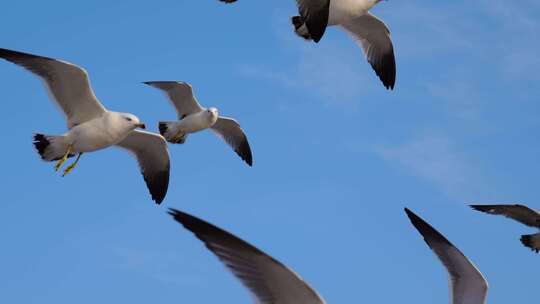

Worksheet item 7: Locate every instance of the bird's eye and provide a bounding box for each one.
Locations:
[125,117,132,122]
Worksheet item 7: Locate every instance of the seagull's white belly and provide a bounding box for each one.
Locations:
[329,0,371,25]
[178,112,217,134]
[68,116,131,153]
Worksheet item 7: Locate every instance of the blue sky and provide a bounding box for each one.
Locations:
[0,0,539,303]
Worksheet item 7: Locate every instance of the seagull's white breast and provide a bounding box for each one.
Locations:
[67,112,133,153]
[329,0,372,25]
[177,110,218,134]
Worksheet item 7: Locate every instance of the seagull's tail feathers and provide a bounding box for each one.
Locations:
[33,134,73,161]
[291,16,312,41]
[158,122,188,144]
[520,232,540,253]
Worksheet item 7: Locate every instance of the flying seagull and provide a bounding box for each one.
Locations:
[218,0,396,90]
[405,208,488,304]
[0,48,170,204]
[168,208,325,303]
[144,81,253,166]
[470,204,540,253]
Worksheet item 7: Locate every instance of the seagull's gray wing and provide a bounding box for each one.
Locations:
[143,81,204,119]
[0,48,107,128]
[405,208,488,304]
[116,130,170,205]
[211,117,253,166]
[341,13,396,90]
[470,204,540,228]
[168,209,325,304]
[296,0,330,43]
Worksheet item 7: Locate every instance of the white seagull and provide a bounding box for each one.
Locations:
[405,208,488,304]
[219,0,396,90]
[144,81,253,166]
[470,204,540,253]
[168,208,325,303]
[0,48,170,204]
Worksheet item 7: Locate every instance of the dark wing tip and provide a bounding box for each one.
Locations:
[219,0,238,2]
[167,208,235,245]
[237,139,253,167]
[404,208,452,247]
[373,50,396,90]
[167,208,219,238]
[0,47,54,62]
[469,204,494,213]
[144,169,170,205]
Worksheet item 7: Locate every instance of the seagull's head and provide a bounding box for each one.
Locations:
[120,113,146,130]
[206,107,219,117]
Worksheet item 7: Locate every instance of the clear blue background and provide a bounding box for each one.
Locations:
[1,0,539,303]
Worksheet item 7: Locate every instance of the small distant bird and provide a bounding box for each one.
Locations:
[405,208,488,304]
[144,81,253,166]
[168,208,325,303]
[219,0,396,90]
[0,48,170,204]
[470,204,540,253]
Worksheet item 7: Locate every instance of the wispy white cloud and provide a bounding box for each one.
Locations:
[376,135,484,197]
[238,44,372,108]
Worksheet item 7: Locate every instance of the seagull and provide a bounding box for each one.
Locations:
[144,81,253,166]
[0,48,170,204]
[168,208,325,303]
[219,0,396,90]
[470,204,540,253]
[405,208,488,304]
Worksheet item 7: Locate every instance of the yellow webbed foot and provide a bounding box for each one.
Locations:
[62,153,82,177]
[55,144,73,171]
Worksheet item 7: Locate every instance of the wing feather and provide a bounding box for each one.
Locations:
[168,209,325,304]
[0,48,106,128]
[405,208,488,304]
[341,13,396,90]
[470,204,540,228]
[144,81,204,119]
[116,130,170,204]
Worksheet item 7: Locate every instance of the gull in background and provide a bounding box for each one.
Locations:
[470,204,540,253]
[219,0,396,90]
[168,208,325,304]
[0,48,170,204]
[144,81,253,166]
[405,208,488,304]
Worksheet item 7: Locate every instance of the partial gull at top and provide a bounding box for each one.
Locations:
[219,0,396,90]
[168,209,325,304]
[405,208,488,304]
[144,81,253,166]
[470,204,540,253]
[0,48,170,204]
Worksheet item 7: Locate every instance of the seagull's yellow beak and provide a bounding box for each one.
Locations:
[136,123,146,129]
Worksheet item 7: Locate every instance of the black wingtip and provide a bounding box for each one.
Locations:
[167,208,222,239]
[145,169,169,205]
[0,48,55,62]
[404,208,452,247]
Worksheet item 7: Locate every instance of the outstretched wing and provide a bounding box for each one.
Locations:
[341,13,396,90]
[116,130,170,204]
[211,117,253,166]
[470,204,540,228]
[405,208,488,304]
[144,81,204,119]
[0,48,106,128]
[168,209,325,304]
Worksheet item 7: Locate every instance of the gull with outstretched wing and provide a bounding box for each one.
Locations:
[0,48,170,204]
